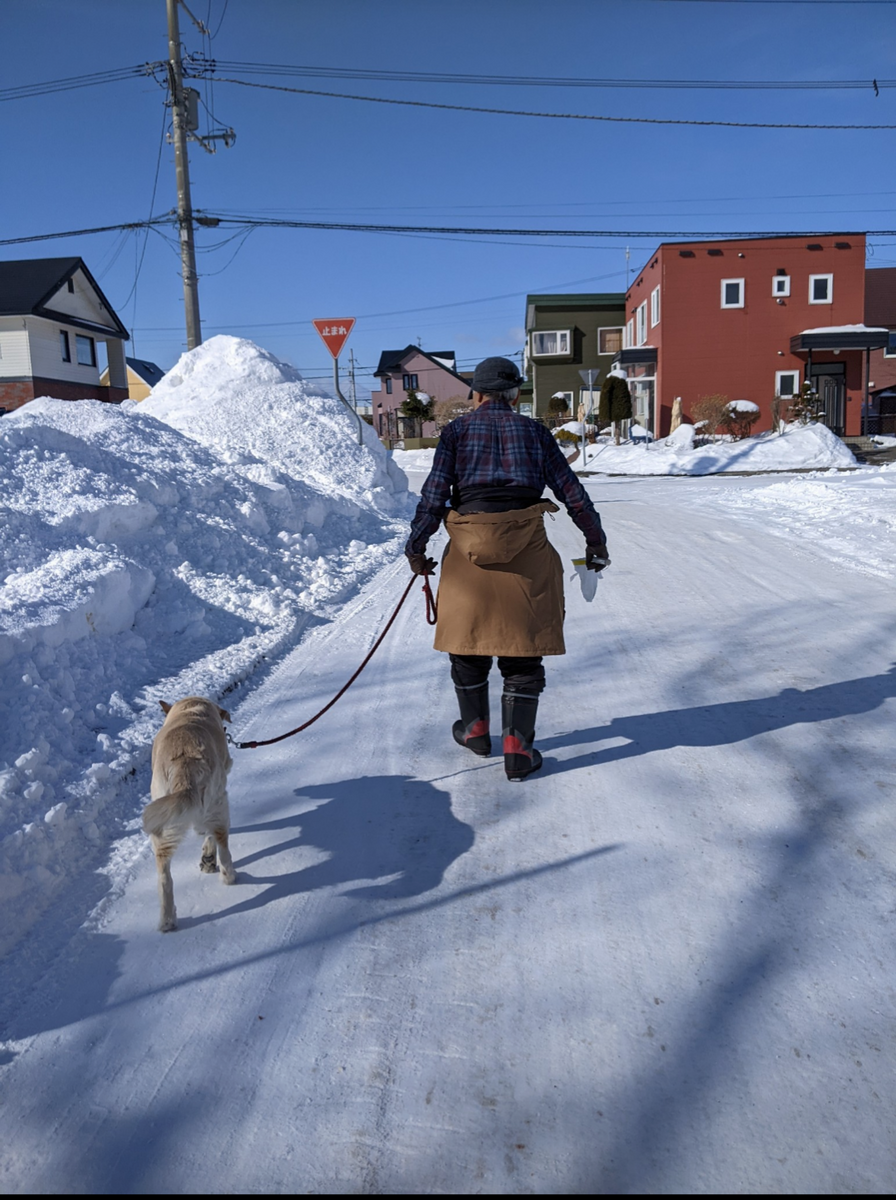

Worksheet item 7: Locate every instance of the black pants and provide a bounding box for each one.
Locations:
[449,654,545,698]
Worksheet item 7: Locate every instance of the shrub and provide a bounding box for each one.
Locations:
[554,428,580,444]
[786,381,824,425]
[548,394,570,417]
[722,399,761,440]
[432,393,472,430]
[691,393,731,440]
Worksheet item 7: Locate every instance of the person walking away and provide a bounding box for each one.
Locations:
[405,357,609,780]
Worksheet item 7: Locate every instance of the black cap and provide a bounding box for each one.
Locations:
[471,356,523,394]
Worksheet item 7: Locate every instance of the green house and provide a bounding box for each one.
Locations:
[525,292,627,421]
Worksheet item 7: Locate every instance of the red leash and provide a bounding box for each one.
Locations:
[231,572,437,749]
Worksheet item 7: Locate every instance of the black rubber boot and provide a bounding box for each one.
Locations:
[502,693,543,781]
[452,682,491,756]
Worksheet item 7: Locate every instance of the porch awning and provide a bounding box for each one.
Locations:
[790,325,889,353]
[613,346,658,367]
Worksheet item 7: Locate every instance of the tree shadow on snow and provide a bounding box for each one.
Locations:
[184,773,475,926]
[542,665,896,773]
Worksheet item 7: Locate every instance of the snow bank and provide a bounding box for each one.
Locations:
[0,337,411,955]
[683,466,896,582]
[582,422,857,475]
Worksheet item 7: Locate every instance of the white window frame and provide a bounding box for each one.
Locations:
[772,274,791,297]
[775,369,800,398]
[598,326,623,356]
[809,273,833,304]
[625,317,634,349]
[530,329,571,357]
[650,285,660,328]
[636,301,647,346]
[721,278,745,309]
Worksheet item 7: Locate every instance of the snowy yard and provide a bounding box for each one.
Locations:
[2,342,895,1193]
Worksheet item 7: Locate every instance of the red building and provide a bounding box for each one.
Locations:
[617,234,894,438]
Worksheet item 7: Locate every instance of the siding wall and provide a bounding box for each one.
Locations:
[26,316,101,384]
[42,267,113,328]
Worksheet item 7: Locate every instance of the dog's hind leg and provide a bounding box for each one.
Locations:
[199,835,218,873]
[214,827,237,885]
[151,833,181,932]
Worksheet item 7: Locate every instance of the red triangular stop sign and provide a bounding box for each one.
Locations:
[312,318,355,359]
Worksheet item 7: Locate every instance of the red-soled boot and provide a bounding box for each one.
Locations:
[452,681,491,756]
[502,693,543,781]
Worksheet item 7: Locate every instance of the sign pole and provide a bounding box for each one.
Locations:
[312,318,362,445]
[333,354,363,445]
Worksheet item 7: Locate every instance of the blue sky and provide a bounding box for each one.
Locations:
[3,0,896,392]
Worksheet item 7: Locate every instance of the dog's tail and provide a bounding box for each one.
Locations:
[142,790,193,836]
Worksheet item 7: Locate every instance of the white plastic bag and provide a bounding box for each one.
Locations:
[570,558,600,603]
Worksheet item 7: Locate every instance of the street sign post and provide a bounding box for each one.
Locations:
[578,368,600,469]
[312,318,363,444]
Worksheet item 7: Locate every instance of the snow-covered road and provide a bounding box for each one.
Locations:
[2,468,895,1194]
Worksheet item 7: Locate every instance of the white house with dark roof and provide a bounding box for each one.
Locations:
[0,257,129,413]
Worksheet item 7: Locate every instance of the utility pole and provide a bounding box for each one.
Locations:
[166,0,202,349]
[348,349,358,411]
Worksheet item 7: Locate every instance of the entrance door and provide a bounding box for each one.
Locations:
[809,361,845,436]
[816,374,845,435]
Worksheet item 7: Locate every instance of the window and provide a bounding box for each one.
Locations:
[650,285,660,328]
[60,330,71,362]
[75,334,96,367]
[775,369,800,397]
[402,373,418,390]
[531,329,571,356]
[885,332,896,359]
[721,278,745,308]
[625,318,634,349]
[67,278,75,293]
[636,302,647,346]
[772,274,791,297]
[385,377,392,394]
[809,274,833,304]
[598,326,623,355]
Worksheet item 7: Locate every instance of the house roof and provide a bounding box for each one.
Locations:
[126,357,166,386]
[525,292,626,329]
[0,256,129,338]
[374,346,467,383]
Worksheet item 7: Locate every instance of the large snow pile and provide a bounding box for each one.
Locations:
[0,337,411,956]
[581,421,857,475]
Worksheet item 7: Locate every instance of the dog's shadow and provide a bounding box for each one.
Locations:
[183,773,475,926]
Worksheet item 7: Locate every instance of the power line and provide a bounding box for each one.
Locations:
[203,59,896,92]
[213,76,896,130]
[0,64,155,103]
[6,214,896,250]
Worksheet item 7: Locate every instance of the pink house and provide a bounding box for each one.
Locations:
[371,346,471,440]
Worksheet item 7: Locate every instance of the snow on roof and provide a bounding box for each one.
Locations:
[799,324,889,335]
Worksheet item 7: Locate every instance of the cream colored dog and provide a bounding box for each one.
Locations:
[143,697,236,932]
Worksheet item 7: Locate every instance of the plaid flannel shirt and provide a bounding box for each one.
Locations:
[406,399,605,554]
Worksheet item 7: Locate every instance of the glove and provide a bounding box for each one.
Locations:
[406,550,437,576]
[585,542,610,572]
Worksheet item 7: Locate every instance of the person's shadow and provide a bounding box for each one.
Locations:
[186,773,475,925]
[542,665,896,772]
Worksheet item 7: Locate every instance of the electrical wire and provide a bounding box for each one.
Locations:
[0,64,156,103]
[6,215,896,250]
[212,76,896,130]
[202,59,896,92]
